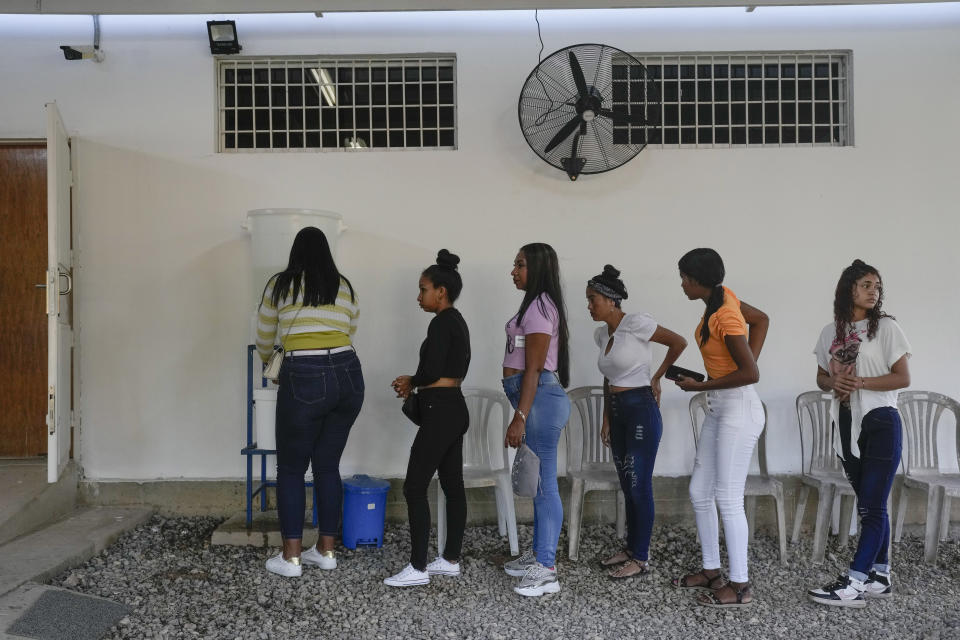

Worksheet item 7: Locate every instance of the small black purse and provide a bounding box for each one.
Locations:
[401,392,422,426]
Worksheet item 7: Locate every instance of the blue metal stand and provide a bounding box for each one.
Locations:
[242,345,318,529]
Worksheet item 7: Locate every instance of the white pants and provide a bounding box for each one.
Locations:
[689,385,765,583]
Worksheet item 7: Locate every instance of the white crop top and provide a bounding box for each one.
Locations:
[595,312,658,387]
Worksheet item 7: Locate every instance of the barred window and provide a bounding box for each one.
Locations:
[614,51,852,148]
[217,55,457,152]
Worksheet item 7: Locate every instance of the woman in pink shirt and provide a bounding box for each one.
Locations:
[501,243,571,597]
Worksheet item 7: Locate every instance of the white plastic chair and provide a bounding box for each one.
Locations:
[436,388,519,556]
[793,390,859,563]
[565,386,625,562]
[688,392,788,564]
[894,390,960,564]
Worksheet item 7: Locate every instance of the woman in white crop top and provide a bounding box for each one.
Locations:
[586,265,687,578]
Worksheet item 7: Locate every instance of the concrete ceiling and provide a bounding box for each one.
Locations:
[0,0,950,13]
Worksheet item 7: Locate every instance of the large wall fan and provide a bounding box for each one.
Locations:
[518,43,659,181]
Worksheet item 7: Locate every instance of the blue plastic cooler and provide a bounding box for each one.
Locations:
[342,474,390,549]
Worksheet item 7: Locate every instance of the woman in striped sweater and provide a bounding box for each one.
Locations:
[256,226,364,578]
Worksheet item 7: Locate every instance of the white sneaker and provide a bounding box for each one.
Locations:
[302,546,337,570]
[863,570,893,599]
[514,562,560,597]
[503,549,536,577]
[807,574,866,608]
[384,564,430,587]
[425,557,461,577]
[265,553,302,578]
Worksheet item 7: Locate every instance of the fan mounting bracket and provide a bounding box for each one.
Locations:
[561,156,587,181]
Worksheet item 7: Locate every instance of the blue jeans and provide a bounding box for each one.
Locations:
[608,387,662,562]
[503,371,570,568]
[275,351,364,540]
[838,405,902,579]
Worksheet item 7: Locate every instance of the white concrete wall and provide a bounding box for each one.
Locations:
[1,6,958,480]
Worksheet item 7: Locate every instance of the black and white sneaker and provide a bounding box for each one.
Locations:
[807,575,867,608]
[863,570,892,599]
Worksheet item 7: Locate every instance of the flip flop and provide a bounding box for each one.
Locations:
[608,558,649,580]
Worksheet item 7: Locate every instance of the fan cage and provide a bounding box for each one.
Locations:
[518,44,660,175]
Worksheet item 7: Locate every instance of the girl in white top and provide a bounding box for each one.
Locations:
[808,259,911,608]
[587,265,687,578]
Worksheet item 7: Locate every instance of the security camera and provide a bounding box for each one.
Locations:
[60,45,104,62]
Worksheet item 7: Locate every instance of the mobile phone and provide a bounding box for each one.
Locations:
[665,365,706,382]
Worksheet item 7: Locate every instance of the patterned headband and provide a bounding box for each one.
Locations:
[587,279,624,301]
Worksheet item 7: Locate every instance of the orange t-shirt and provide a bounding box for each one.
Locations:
[695,286,747,379]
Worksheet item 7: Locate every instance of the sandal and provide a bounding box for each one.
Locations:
[697,582,753,608]
[671,570,725,590]
[600,550,631,567]
[608,558,648,579]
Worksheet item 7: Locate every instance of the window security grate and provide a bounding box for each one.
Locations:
[217,55,457,152]
[614,51,852,148]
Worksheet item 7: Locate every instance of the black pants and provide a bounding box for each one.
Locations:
[403,387,469,571]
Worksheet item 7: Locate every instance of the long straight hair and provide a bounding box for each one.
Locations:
[515,242,570,387]
[678,248,726,347]
[833,259,891,343]
[269,226,354,308]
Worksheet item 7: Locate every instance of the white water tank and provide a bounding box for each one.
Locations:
[252,388,277,450]
[244,209,344,310]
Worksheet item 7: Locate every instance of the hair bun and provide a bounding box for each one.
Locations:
[602,264,621,279]
[851,259,867,268]
[436,249,460,269]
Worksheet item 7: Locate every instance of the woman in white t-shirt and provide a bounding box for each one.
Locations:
[807,259,911,608]
[586,265,688,578]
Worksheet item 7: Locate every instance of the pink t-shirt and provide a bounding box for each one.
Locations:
[503,293,560,371]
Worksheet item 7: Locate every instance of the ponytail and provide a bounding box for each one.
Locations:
[700,285,725,346]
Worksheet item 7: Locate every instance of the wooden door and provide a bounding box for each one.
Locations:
[0,144,47,457]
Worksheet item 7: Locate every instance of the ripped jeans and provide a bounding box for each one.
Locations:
[838,404,903,580]
[608,387,662,561]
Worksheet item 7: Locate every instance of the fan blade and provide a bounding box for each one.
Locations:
[599,108,649,126]
[543,114,582,154]
[569,51,589,100]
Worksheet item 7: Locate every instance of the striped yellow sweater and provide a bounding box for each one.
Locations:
[256,276,359,362]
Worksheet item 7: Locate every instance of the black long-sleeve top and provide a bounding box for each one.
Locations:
[411,307,471,387]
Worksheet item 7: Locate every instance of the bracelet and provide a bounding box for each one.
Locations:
[860,377,866,390]
[515,409,527,423]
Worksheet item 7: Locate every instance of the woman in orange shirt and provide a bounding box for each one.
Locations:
[670,248,769,608]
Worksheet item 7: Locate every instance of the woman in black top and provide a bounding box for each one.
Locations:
[385,250,471,587]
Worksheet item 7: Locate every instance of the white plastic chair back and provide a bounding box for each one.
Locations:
[689,392,769,475]
[565,386,614,474]
[898,390,960,476]
[795,391,844,476]
[689,392,708,449]
[461,388,511,472]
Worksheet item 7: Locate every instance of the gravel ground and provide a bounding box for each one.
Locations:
[51,516,960,640]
